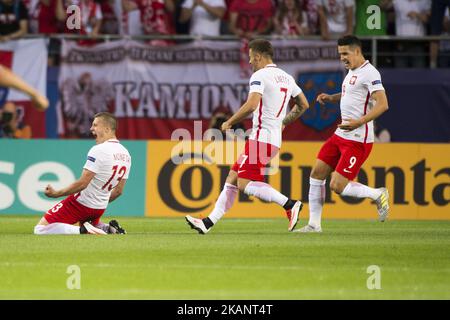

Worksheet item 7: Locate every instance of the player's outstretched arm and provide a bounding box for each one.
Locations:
[0,66,49,111]
[282,92,310,127]
[221,92,261,131]
[45,169,96,198]
[109,179,127,203]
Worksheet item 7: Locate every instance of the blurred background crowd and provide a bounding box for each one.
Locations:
[0,0,449,68]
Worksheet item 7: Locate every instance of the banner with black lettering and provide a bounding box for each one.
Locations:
[58,39,343,139]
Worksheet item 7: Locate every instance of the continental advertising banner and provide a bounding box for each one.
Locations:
[146,140,450,220]
[0,140,146,216]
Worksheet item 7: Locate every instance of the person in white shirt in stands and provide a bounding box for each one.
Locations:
[185,39,310,234]
[390,0,431,67]
[179,0,226,36]
[316,0,354,40]
[297,35,390,233]
[34,112,131,235]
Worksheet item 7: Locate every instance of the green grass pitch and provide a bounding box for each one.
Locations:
[0,216,449,299]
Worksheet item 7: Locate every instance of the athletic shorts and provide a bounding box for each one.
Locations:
[44,194,105,226]
[231,139,279,182]
[317,134,373,180]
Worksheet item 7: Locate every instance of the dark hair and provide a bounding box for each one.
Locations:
[94,112,117,131]
[248,39,274,59]
[337,35,362,48]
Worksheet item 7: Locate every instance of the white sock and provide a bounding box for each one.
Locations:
[308,178,326,228]
[244,181,288,206]
[341,182,382,200]
[34,223,80,235]
[208,183,238,224]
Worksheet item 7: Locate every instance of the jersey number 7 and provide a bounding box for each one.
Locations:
[102,165,127,191]
[276,87,288,118]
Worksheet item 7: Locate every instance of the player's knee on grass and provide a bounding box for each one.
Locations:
[34,225,45,235]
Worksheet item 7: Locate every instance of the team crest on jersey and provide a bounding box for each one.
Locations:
[298,72,342,131]
[349,75,358,85]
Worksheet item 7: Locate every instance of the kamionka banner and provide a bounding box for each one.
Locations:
[0,39,48,137]
[58,39,343,140]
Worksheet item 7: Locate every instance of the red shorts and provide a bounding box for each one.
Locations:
[44,194,105,226]
[231,139,279,182]
[317,134,373,180]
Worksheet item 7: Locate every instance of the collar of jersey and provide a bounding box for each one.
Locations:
[265,64,277,68]
[106,139,120,143]
[353,60,369,71]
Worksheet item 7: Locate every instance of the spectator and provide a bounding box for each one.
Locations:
[316,0,354,40]
[99,0,120,35]
[0,102,32,138]
[391,0,431,68]
[28,0,66,65]
[228,0,274,78]
[228,0,274,38]
[0,0,29,41]
[429,0,450,68]
[439,8,450,67]
[179,0,225,37]
[302,0,320,35]
[273,0,309,36]
[122,0,176,46]
[28,0,66,34]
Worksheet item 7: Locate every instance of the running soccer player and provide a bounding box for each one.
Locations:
[34,112,131,235]
[297,35,390,233]
[186,38,310,234]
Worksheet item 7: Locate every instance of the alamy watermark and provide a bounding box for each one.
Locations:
[366,265,381,290]
[66,265,81,290]
[366,5,382,30]
[169,121,281,176]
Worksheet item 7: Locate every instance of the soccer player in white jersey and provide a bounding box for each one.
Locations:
[297,35,390,233]
[34,112,132,235]
[186,39,310,234]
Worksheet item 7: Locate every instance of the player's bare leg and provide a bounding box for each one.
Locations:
[238,177,303,232]
[296,159,333,233]
[186,170,239,234]
[34,217,106,235]
[332,172,389,222]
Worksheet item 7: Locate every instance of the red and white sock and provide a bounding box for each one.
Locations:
[34,223,80,235]
[208,183,238,224]
[243,181,288,206]
[341,182,382,200]
[308,178,326,228]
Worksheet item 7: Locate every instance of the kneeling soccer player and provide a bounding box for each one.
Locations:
[34,112,131,235]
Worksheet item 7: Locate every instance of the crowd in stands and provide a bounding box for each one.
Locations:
[0,0,448,67]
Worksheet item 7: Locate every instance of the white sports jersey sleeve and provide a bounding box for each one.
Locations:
[364,69,384,95]
[291,79,302,98]
[84,146,103,174]
[249,73,265,95]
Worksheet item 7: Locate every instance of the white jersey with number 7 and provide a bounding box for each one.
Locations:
[77,139,132,209]
[248,64,303,148]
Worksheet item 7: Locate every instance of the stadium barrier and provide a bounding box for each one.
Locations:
[1,139,449,220]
